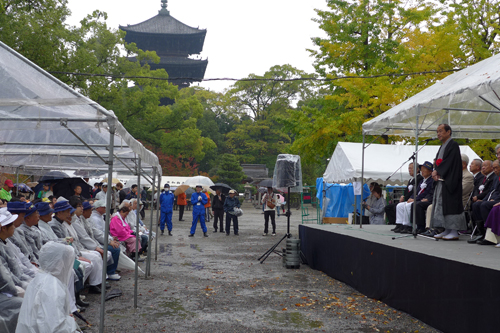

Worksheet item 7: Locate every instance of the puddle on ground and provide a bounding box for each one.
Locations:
[181,261,204,270]
[190,244,203,252]
[140,299,194,320]
[158,244,173,256]
[265,311,323,330]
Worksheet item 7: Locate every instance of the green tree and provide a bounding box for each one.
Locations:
[214,154,245,190]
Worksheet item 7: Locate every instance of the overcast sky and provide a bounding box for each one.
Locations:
[66,0,329,92]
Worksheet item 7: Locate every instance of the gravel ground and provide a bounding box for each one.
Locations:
[80,202,439,333]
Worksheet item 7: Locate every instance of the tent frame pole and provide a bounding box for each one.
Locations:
[361,134,366,228]
[99,119,115,333]
[146,167,156,277]
[134,158,141,308]
[155,173,161,261]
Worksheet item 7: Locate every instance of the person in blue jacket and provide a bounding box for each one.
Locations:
[224,189,241,235]
[189,185,208,237]
[159,184,175,236]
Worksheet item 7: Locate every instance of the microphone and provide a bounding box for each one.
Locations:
[422,137,437,142]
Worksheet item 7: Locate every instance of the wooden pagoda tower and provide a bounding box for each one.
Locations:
[120,0,208,89]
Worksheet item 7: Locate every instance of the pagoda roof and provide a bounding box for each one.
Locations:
[120,13,205,35]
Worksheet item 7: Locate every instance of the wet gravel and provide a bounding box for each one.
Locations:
[80,203,439,332]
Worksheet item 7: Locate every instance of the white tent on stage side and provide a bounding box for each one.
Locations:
[323,142,480,186]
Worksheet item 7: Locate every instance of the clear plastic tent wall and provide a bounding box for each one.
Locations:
[363,53,500,139]
[272,154,303,193]
[323,142,480,185]
[0,41,161,179]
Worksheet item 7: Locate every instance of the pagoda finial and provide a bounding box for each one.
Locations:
[159,0,169,15]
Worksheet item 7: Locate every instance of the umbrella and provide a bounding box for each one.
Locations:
[276,194,285,203]
[259,179,273,188]
[14,183,33,193]
[210,183,232,195]
[257,187,267,194]
[102,178,121,185]
[174,184,190,196]
[39,171,70,182]
[53,178,92,200]
[185,188,195,197]
[183,176,214,187]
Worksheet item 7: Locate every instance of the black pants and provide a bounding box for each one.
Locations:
[226,214,238,234]
[385,203,397,225]
[140,206,145,219]
[413,201,432,229]
[179,205,185,220]
[264,210,276,234]
[213,209,224,231]
[139,235,148,254]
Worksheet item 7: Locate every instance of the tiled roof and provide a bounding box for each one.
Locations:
[120,14,205,35]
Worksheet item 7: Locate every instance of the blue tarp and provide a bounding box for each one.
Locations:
[316,178,370,218]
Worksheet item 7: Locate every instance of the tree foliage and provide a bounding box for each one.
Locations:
[214,154,245,190]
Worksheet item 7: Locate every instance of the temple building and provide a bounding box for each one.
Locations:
[120,0,208,89]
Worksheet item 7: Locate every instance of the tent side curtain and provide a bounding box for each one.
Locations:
[362,53,500,139]
[0,41,161,179]
[316,178,370,218]
[323,142,480,185]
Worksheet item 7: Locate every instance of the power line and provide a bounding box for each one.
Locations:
[48,68,462,83]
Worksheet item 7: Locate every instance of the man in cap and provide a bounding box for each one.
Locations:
[95,182,108,204]
[189,185,208,237]
[78,201,121,280]
[34,202,58,244]
[90,200,121,252]
[6,202,34,263]
[50,199,103,294]
[159,184,174,236]
[16,204,42,263]
[224,190,241,235]
[0,179,14,202]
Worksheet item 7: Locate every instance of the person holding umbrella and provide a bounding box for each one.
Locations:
[212,188,226,233]
[177,191,187,221]
[159,184,174,236]
[189,185,208,237]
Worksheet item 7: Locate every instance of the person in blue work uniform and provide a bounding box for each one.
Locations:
[189,185,208,237]
[159,184,175,236]
[224,189,241,236]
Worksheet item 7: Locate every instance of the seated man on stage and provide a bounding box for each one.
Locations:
[387,162,423,228]
[468,159,498,243]
[393,161,434,234]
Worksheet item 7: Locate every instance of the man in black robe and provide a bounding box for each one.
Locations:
[431,124,466,240]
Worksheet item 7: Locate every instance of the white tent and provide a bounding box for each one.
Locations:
[0,40,162,331]
[324,142,481,185]
[363,53,500,139]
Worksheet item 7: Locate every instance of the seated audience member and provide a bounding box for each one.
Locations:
[16,242,79,332]
[72,201,121,281]
[387,162,423,227]
[470,158,484,189]
[6,202,36,265]
[126,199,150,253]
[0,208,33,292]
[0,257,23,333]
[364,185,385,224]
[16,204,42,263]
[469,160,500,243]
[0,179,14,202]
[393,161,434,234]
[110,206,143,260]
[37,183,52,199]
[49,200,103,294]
[34,202,58,244]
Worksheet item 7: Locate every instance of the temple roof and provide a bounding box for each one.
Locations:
[120,13,205,35]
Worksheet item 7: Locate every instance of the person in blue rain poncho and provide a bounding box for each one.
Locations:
[189,185,208,237]
[159,184,175,236]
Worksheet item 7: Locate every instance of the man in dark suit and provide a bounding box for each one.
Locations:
[469,159,500,243]
[470,159,484,189]
[411,162,435,233]
[388,162,423,230]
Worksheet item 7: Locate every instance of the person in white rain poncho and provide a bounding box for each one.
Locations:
[16,241,79,332]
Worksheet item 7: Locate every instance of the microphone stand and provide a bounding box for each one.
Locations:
[391,138,437,241]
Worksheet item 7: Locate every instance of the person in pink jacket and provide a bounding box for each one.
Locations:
[109,206,142,260]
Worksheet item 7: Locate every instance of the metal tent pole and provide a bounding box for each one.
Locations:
[146,167,156,277]
[412,111,420,236]
[361,133,366,229]
[15,167,19,196]
[155,172,161,261]
[99,120,115,333]
[134,158,141,308]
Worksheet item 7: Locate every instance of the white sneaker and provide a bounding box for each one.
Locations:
[107,274,121,281]
[262,233,268,236]
[495,243,500,248]
[272,233,276,236]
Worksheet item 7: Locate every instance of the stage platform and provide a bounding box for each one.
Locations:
[299,224,500,333]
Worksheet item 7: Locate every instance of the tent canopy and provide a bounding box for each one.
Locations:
[0,41,161,179]
[363,53,500,139]
[323,142,480,185]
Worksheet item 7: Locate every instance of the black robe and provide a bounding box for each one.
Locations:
[435,139,463,216]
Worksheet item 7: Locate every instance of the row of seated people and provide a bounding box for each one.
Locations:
[386,153,482,239]
[0,195,151,332]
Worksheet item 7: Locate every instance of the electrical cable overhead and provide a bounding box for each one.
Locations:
[48,68,463,83]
